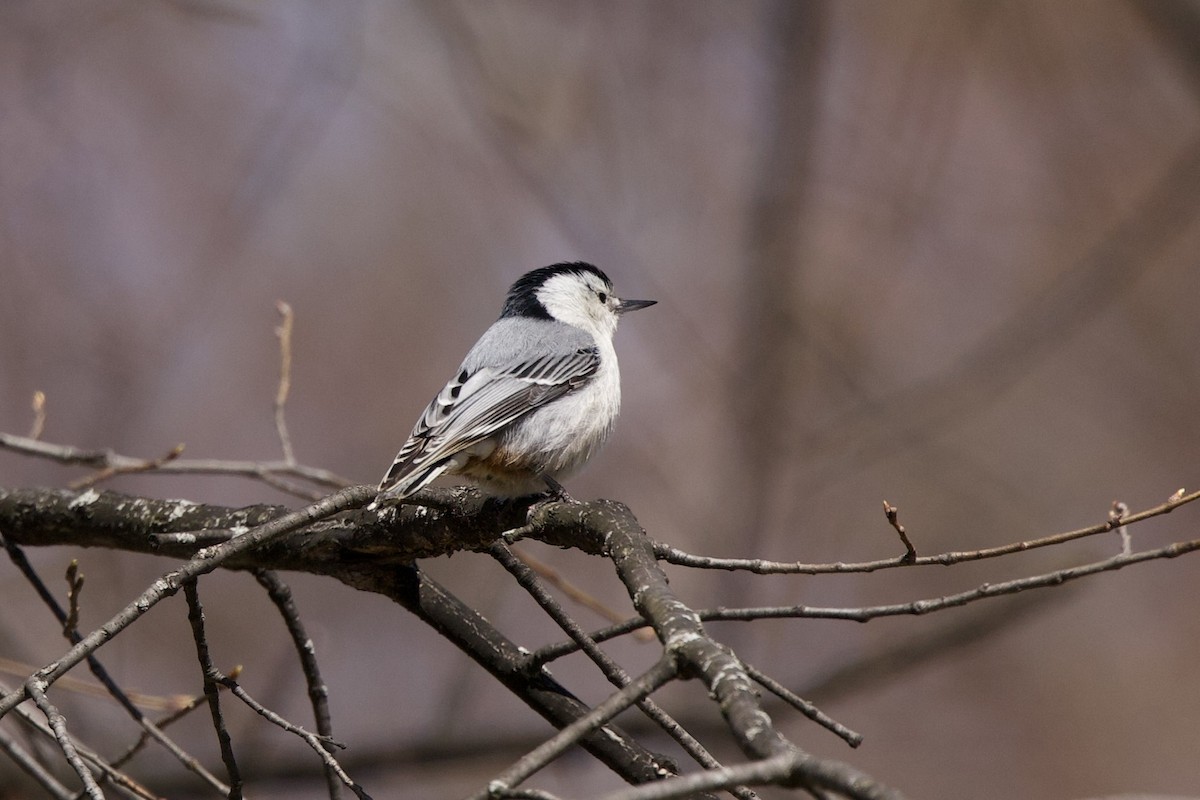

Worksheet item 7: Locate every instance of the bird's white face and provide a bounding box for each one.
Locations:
[535,271,621,339]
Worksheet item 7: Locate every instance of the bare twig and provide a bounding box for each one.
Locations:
[2,680,157,799]
[29,390,46,440]
[651,530,1190,644]
[535,536,1198,658]
[489,543,738,800]
[1110,500,1130,555]
[652,488,1200,574]
[532,499,905,800]
[1,534,232,794]
[63,560,84,636]
[477,656,680,799]
[513,545,648,633]
[0,723,74,800]
[253,568,344,800]
[0,431,351,499]
[533,529,1200,678]
[597,750,852,800]
[110,675,238,771]
[740,662,862,748]
[69,442,186,490]
[275,300,297,464]
[225,676,369,797]
[185,579,244,798]
[0,300,348,500]
[681,535,1200,624]
[188,580,370,799]
[26,678,103,800]
[882,500,916,562]
[799,591,1061,703]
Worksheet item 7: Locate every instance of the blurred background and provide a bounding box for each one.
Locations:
[2,1,1199,798]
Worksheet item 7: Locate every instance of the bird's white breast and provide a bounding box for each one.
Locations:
[499,336,621,479]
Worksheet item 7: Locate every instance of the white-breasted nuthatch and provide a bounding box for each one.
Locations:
[372,262,655,505]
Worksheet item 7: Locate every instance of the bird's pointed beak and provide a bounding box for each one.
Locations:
[616,298,657,315]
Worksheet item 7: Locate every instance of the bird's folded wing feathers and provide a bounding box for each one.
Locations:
[379,346,600,492]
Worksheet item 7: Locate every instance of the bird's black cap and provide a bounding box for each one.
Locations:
[501,262,612,320]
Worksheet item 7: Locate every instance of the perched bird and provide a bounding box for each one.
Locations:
[372,262,655,506]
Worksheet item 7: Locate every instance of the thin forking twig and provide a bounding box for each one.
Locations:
[187,577,370,799]
[1,534,231,794]
[532,532,1200,665]
[0,485,375,721]
[1,678,157,799]
[26,678,104,800]
[741,662,862,748]
[0,430,351,499]
[489,542,753,800]
[254,568,348,800]
[652,488,1200,575]
[478,656,679,799]
[184,579,244,798]
[882,500,916,562]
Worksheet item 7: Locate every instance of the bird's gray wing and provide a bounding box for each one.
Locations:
[378,345,600,496]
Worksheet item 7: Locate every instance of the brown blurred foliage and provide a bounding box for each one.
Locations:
[1,2,1199,798]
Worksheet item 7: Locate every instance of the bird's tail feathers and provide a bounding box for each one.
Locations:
[368,459,454,510]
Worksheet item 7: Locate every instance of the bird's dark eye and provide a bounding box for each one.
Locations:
[597,291,608,303]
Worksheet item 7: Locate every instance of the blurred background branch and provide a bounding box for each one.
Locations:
[2,1,1199,797]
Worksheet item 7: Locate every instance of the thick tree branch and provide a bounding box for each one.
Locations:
[0,485,375,720]
[477,656,680,799]
[526,500,905,800]
[0,485,687,790]
[489,542,738,800]
[8,480,1191,799]
[0,485,912,797]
